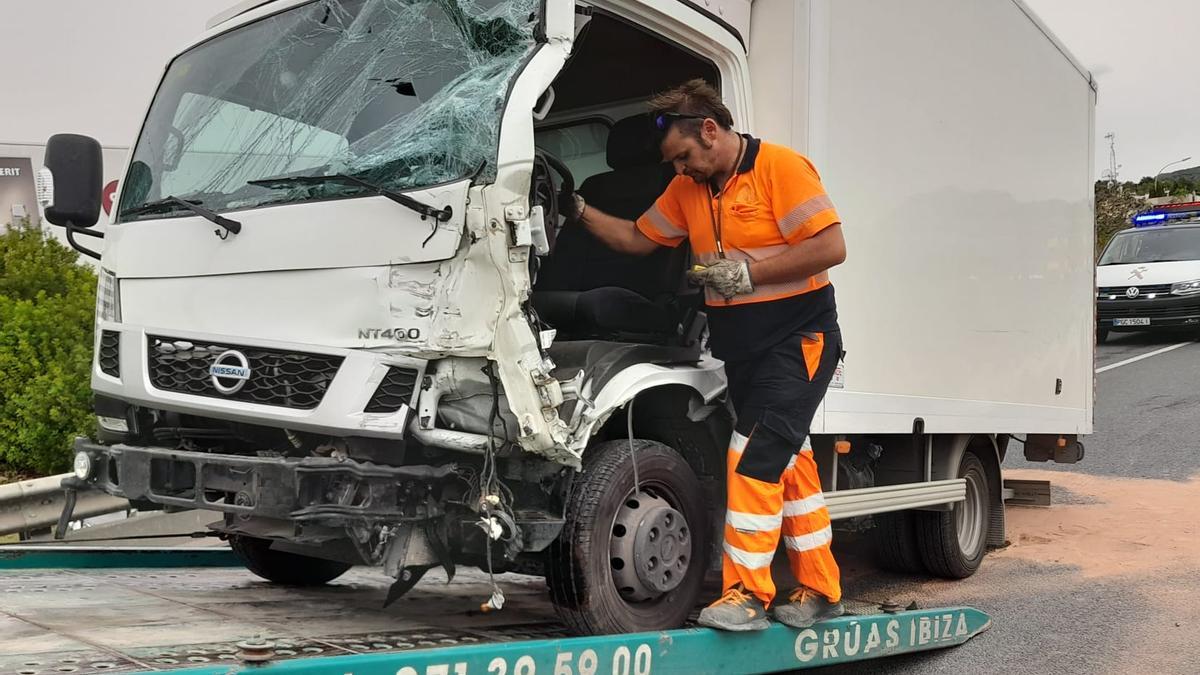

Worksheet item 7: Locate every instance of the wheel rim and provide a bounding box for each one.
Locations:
[955,466,986,558]
[609,490,691,602]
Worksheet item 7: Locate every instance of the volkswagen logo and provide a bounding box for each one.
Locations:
[1125,287,1140,299]
[209,350,251,394]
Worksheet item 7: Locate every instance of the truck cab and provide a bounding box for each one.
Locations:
[45,0,751,636]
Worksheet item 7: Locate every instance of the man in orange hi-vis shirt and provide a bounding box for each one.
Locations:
[563,79,848,632]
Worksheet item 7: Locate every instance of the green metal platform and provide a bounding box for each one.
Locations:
[0,547,990,675]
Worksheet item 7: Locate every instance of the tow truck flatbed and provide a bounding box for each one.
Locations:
[0,547,989,675]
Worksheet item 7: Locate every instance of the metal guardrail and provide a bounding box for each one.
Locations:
[0,473,130,537]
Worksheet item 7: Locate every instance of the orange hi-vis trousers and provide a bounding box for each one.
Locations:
[724,432,841,607]
[721,330,843,607]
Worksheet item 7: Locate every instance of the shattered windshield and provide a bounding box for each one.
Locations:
[117,0,541,223]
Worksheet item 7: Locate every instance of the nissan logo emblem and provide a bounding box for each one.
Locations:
[1125,287,1140,299]
[209,350,251,394]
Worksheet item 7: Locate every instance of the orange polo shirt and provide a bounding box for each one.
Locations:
[635,136,842,360]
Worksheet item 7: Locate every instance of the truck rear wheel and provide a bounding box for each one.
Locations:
[914,449,991,578]
[547,439,709,635]
[871,510,927,574]
[229,535,352,586]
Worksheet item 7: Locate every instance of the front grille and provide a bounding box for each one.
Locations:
[99,331,120,378]
[147,336,343,410]
[1098,304,1200,319]
[1097,284,1173,298]
[365,367,420,413]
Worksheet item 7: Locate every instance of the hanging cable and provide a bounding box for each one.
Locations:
[476,362,511,613]
[627,394,641,495]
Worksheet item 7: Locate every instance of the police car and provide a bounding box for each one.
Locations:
[1097,203,1200,342]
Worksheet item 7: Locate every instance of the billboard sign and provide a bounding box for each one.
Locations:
[0,157,38,228]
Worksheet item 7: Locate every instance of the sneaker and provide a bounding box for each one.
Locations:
[697,585,770,632]
[771,587,844,629]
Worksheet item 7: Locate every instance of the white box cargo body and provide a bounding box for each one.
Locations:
[748,0,1096,436]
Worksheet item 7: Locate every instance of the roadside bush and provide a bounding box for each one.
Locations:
[0,221,96,475]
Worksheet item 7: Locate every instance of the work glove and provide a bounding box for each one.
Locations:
[687,259,754,300]
[558,191,586,224]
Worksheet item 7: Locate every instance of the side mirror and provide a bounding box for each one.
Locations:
[42,134,103,229]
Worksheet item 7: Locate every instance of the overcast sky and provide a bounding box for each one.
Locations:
[1,0,1196,181]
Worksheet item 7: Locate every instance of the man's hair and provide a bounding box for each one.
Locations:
[648,79,734,140]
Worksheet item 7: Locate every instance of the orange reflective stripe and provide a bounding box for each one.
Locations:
[722,551,776,606]
[781,507,831,537]
[727,509,783,531]
[782,493,827,517]
[645,204,686,239]
[728,431,751,455]
[801,332,825,380]
[779,194,836,240]
[725,522,782,552]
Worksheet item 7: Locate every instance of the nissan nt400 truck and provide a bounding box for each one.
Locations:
[38,0,1094,636]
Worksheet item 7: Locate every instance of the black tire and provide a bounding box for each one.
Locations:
[547,439,709,635]
[1098,328,1110,344]
[229,535,352,586]
[871,510,927,574]
[914,450,992,579]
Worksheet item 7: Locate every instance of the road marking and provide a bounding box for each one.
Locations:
[1096,342,1193,374]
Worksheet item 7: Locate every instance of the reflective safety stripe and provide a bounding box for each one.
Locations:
[645,204,687,239]
[782,493,827,517]
[783,526,833,552]
[729,431,750,454]
[726,510,783,532]
[779,194,836,240]
[723,541,776,570]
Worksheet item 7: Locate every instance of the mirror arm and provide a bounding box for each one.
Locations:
[69,226,104,238]
[66,223,103,260]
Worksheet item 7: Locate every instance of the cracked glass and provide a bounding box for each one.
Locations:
[117,0,541,223]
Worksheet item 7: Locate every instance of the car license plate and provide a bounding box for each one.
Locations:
[1113,318,1150,326]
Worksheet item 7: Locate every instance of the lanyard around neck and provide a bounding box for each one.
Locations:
[707,135,745,259]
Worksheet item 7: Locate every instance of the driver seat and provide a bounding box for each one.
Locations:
[533,113,692,342]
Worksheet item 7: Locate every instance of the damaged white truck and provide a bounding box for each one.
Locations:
[42,0,1094,636]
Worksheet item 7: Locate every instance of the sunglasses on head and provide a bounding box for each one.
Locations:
[653,112,708,130]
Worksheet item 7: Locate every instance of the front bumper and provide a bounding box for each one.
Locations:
[91,324,424,438]
[1097,295,1200,329]
[76,439,454,522]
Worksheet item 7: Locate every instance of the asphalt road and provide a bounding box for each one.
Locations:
[808,330,1200,675]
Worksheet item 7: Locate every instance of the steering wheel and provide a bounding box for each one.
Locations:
[534,149,576,253]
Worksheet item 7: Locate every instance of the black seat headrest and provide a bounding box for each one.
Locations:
[606,113,664,170]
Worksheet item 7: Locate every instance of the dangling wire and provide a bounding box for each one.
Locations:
[477,362,514,612]
[626,394,641,495]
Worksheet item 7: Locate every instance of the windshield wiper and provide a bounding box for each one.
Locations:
[122,196,242,239]
[248,174,453,223]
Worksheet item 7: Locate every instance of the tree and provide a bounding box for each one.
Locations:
[0,221,97,475]
[1094,182,1146,256]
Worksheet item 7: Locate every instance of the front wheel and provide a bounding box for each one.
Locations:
[914,449,993,578]
[1097,327,1110,344]
[229,535,352,586]
[547,439,709,635]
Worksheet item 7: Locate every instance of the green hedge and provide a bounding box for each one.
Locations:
[0,222,97,475]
